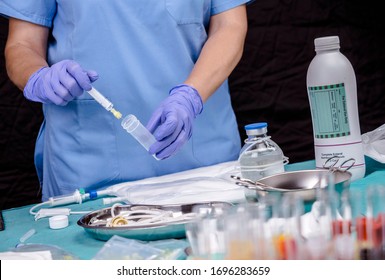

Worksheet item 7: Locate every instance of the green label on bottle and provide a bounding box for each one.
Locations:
[308,83,350,139]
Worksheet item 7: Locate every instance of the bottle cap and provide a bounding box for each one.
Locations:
[245,122,267,136]
[49,215,69,229]
[314,36,340,51]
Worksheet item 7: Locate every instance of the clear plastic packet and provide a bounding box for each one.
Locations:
[362,124,385,163]
[93,235,163,260]
[92,235,189,260]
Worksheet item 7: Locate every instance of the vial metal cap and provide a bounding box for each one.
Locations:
[244,122,267,136]
[314,36,340,51]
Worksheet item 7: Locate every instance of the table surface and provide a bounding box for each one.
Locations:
[1,158,384,260]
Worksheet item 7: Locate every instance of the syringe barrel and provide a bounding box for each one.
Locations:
[121,114,157,151]
[48,190,83,206]
[87,87,113,111]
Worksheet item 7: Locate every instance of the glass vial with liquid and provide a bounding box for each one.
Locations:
[306,36,365,181]
[238,122,287,182]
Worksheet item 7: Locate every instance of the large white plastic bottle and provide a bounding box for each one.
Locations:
[306,36,365,181]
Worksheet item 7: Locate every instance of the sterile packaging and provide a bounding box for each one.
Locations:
[92,235,187,260]
[362,123,385,163]
[93,235,164,260]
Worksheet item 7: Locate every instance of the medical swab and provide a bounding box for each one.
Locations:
[87,87,122,119]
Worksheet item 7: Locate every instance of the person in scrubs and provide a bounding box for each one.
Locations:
[0,0,252,201]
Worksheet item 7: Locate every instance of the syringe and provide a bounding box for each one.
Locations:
[87,87,158,159]
[87,87,122,119]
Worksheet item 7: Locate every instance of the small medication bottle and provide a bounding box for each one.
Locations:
[238,122,288,182]
[306,36,365,181]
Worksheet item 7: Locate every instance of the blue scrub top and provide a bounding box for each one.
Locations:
[0,0,251,201]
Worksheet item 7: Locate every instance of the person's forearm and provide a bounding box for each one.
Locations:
[5,18,49,90]
[6,44,48,90]
[184,5,247,102]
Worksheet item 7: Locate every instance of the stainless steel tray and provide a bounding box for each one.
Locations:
[241,169,352,202]
[77,202,232,241]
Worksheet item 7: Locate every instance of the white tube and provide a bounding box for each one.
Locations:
[95,189,114,197]
[103,197,126,205]
[121,114,157,152]
[87,87,113,111]
[19,229,36,243]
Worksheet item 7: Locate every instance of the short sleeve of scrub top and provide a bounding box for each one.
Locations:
[211,0,254,15]
[0,0,252,27]
[0,0,56,27]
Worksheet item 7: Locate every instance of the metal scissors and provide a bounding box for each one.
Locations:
[229,175,276,191]
[322,155,355,172]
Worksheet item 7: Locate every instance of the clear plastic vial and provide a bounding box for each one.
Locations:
[306,36,365,181]
[121,114,157,153]
[238,122,288,182]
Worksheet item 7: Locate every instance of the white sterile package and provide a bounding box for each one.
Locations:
[362,123,385,163]
[0,251,53,260]
[103,161,246,205]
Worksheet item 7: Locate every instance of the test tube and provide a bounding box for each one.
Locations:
[121,114,157,155]
[305,191,338,259]
[331,189,356,259]
[185,204,228,259]
[279,193,306,260]
[360,185,385,259]
[223,204,256,260]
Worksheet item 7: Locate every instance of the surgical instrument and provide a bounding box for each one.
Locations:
[230,175,272,191]
[323,155,355,172]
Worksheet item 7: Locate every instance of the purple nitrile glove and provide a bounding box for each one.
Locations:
[146,84,203,160]
[23,60,98,106]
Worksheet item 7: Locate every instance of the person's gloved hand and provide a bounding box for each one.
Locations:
[146,84,203,160]
[23,60,98,105]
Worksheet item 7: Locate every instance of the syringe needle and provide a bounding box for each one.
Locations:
[110,108,123,119]
[87,87,122,119]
